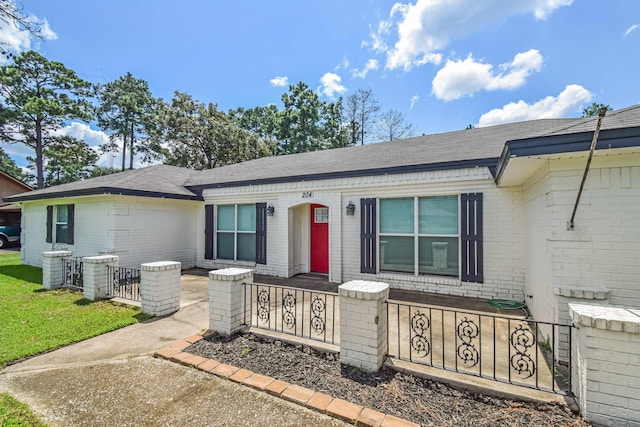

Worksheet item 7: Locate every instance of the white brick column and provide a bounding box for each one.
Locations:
[569,303,640,426]
[554,286,609,362]
[82,255,119,301]
[140,261,181,316]
[209,268,253,335]
[42,251,72,289]
[339,280,389,372]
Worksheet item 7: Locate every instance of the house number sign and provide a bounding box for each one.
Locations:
[302,191,313,198]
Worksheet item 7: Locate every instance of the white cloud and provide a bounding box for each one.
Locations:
[351,59,379,78]
[319,73,347,98]
[432,49,543,101]
[55,122,158,169]
[335,56,350,71]
[409,95,420,109]
[53,122,118,168]
[368,0,572,71]
[0,3,58,63]
[624,24,639,36]
[362,19,393,53]
[40,19,58,40]
[269,76,289,87]
[477,84,592,127]
[6,121,158,172]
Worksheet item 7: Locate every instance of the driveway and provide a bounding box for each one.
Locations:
[0,272,346,426]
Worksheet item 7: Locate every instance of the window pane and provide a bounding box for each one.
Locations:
[379,236,414,273]
[56,205,68,223]
[216,232,235,259]
[419,236,459,276]
[217,206,235,231]
[380,198,414,234]
[314,208,329,223]
[237,205,256,231]
[419,196,458,235]
[237,233,256,262]
[56,224,68,244]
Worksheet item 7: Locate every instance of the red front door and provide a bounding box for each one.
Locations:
[310,204,329,274]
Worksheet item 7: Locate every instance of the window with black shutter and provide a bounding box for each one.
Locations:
[48,204,74,245]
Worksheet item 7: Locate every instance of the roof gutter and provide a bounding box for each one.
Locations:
[5,187,203,203]
[567,107,608,231]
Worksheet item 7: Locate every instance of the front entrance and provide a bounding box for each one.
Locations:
[310,204,329,274]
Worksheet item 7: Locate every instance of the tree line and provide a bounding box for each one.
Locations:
[0,51,415,189]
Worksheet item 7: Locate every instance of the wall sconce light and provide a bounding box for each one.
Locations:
[266,204,275,216]
[346,201,355,216]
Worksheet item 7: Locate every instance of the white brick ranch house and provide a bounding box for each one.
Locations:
[6,103,640,328]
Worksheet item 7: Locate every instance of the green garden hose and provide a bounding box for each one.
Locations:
[488,299,527,310]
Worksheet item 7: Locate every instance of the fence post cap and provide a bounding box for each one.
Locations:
[82,255,119,264]
[209,268,253,281]
[43,250,73,258]
[141,261,181,272]
[339,280,389,300]
[569,303,640,333]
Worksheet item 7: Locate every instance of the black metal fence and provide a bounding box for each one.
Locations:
[243,283,339,345]
[106,265,141,302]
[62,258,83,290]
[386,301,574,395]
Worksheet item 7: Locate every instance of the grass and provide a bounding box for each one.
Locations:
[0,253,151,367]
[0,393,47,427]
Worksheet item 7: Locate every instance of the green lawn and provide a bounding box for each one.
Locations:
[0,393,46,427]
[0,253,151,367]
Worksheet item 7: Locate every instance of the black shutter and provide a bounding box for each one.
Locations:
[67,205,75,244]
[360,198,377,274]
[255,202,267,265]
[46,205,53,243]
[204,205,214,260]
[461,193,483,283]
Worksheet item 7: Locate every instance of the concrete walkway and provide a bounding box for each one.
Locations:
[0,273,346,426]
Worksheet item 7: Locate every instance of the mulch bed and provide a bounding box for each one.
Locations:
[186,333,589,427]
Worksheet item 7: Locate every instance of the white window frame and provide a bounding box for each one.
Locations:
[378,195,460,277]
[55,204,70,244]
[215,204,256,262]
[314,207,329,223]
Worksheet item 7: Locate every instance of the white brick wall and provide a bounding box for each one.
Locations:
[199,166,528,300]
[21,195,199,269]
[524,155,640,326]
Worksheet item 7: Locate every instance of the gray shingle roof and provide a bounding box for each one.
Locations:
[543,104,640,136]
[6,165,201,202]
[185,118,578,189]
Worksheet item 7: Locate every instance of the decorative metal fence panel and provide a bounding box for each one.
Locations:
[62,258,83,291]
[243,283,339,345]
[387,301,574,395]
[106,266,141,302]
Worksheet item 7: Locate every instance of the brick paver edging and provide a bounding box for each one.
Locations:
[154,334,419,427]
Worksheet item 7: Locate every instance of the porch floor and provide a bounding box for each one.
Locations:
[184,268,523,316]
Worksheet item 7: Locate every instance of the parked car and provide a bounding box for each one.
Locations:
[0,225,20,248]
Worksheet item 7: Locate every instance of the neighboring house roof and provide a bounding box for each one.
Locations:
[6,104,640,203]
[6,165,202,202]
[0,169,33,209]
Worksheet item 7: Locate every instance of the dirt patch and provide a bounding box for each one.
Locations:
[187,333,589,427]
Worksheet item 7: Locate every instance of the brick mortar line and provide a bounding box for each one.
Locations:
[154,335,419,427]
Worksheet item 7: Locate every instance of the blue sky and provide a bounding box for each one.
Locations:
[2,0,639,169]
